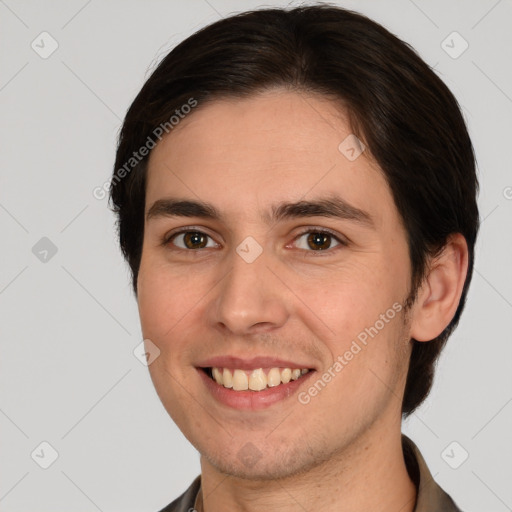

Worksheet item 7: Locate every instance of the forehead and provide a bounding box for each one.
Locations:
[150,90,356,168]
[145,90,394,227]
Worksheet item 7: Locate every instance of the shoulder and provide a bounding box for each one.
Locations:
[157,475,201,512]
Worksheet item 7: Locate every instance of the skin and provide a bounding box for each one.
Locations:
[137,89,468,512]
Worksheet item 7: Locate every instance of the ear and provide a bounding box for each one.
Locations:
[409,233,469,342]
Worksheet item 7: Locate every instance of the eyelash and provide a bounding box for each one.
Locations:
[293,228,348,252]
[162,227,348,254]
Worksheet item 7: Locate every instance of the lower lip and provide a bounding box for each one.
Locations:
[197,368,315,411]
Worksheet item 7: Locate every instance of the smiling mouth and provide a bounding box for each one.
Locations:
[201,366,312,391]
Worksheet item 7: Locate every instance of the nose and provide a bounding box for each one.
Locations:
[209,245,289,336]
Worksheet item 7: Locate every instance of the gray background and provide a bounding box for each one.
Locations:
[0,0,511,510]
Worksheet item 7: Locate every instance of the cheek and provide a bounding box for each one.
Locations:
[137,262,165,338]
[290,258,408,378]
[296,259,398,329]
[136,257,195,340]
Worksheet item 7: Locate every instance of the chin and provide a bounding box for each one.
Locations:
[201,443,328,482]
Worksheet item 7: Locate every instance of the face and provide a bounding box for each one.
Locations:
[137,89,414,480]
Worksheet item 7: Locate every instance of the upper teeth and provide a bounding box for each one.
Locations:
[211,367,310,391]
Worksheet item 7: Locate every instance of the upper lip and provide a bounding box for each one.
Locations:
[196,356,316,371]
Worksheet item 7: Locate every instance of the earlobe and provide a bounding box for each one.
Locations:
[409,233,469,342]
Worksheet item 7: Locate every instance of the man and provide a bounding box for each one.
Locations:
[109,5,479,511]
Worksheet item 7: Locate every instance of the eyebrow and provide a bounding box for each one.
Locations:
[146,195,375,228]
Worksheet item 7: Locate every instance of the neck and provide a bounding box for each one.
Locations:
[198,426,416,512]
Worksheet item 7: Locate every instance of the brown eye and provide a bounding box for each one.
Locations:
[294,230,343,251]
[169,231,216,250]
[308,232,331,250]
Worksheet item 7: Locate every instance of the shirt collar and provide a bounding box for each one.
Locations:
[402,434,462,511]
